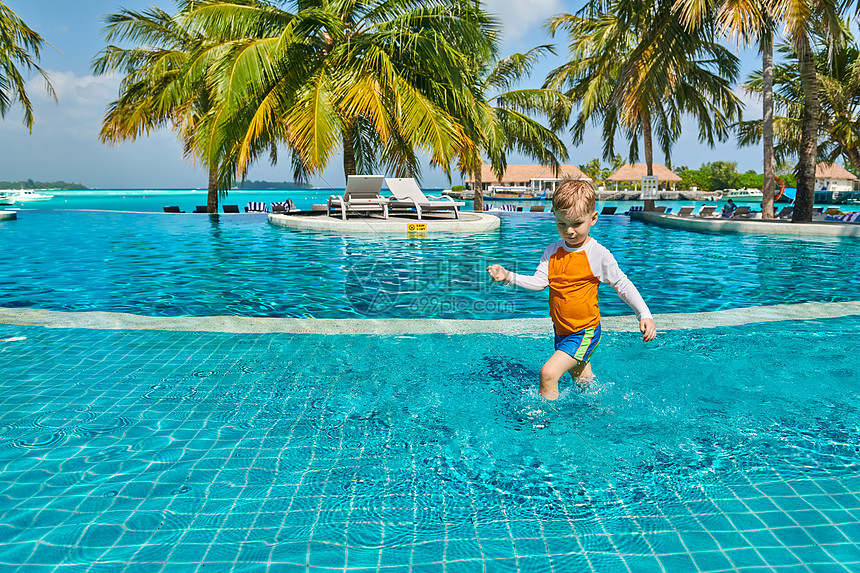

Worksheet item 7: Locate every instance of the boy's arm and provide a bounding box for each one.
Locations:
[593,247,652,321]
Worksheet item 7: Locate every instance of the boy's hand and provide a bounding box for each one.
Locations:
[640,318,656,342]
[486,264,510,283]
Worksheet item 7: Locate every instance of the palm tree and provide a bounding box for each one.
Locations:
[455,46,570,211]
[93,5,229,213]
[739,41,860,172]
[545,0,742,210]
[673,0,780,217]
[677,0,845,221]
[0,1,55,130]
[179,0,494,186]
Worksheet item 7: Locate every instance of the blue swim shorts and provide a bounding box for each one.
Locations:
[554,323,602,363]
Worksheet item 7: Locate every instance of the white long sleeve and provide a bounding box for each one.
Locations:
[592,247,652,320]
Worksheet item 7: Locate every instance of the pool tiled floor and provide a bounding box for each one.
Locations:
[0,319,858,571]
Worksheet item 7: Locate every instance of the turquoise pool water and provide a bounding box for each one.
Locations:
[1,210,858,319]
[1,206,858,570]
[0,316,857,570]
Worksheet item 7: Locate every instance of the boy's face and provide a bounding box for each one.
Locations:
[554,208,598,248]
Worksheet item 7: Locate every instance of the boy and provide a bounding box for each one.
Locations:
[487,179,656,400]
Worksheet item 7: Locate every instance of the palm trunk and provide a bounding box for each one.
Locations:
[642,111,655,210]
[207,164,218,213]
[473,167,484,212]
[643,111,654,176]
[794,34,818,223]
[343,124,356,178]
[845,147,860,172]
[762,33,775,219]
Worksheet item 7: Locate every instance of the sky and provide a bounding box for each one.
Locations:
[0,0,763,190]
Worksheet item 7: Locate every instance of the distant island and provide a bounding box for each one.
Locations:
[233,180,312,190]
[0,179,87,190]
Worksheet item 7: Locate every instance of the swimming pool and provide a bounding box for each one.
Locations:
[1,210,859,319]
[0,313,858,570]
[0,209,858,570]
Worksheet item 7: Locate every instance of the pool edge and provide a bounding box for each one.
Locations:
[1,301,858,334]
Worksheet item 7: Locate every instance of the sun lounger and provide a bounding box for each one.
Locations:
[328,175,389,220]
[697,206,717,217]
[676,206,694,216]
[530,206,546,212]
[775,206,793,219]
[385,178,465,220]
[222,205,240,213]
[271,202,288,214]
[192,205,208,213]
[625,205,644,215]
[653,206,667,213]
[163,206,184,213]
[731,206,751,218]
[245,201,268,213]
[600,206,617,215]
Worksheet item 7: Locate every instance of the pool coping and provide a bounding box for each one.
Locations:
[268,212,500,233]
[1,301,858,334]
[0,210,16,221]
[631,210,860,236]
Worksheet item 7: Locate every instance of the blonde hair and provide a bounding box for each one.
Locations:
[552,178,595,215]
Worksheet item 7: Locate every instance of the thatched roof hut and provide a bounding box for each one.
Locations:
[605,163,682,191]
[814,162,857,197]
[606,163,682,182]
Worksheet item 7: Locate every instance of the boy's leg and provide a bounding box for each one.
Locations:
[568,361,594,389]
[568,361,594,381]
[539,350,580,400]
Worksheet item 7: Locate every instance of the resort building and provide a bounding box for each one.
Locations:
[605,163,682,191]
[814,162,859,203]
[465,164,590,194]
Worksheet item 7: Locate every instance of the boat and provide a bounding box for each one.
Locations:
[442,188,475,200]
[722,188,763,200]
[485,186,544,201]
[9,189,54,201]
[0,192,16,205]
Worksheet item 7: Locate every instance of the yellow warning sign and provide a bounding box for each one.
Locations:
[407,223,427,232]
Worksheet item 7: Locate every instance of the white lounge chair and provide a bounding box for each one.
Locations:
[328,175,389,220]
[385,178,465,220]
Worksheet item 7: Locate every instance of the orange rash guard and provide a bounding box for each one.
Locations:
[506,238,652,336]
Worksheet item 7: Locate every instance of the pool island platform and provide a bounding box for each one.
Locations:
[0,210,17,221]
[632,210,860,237]
[268,211,500,233]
